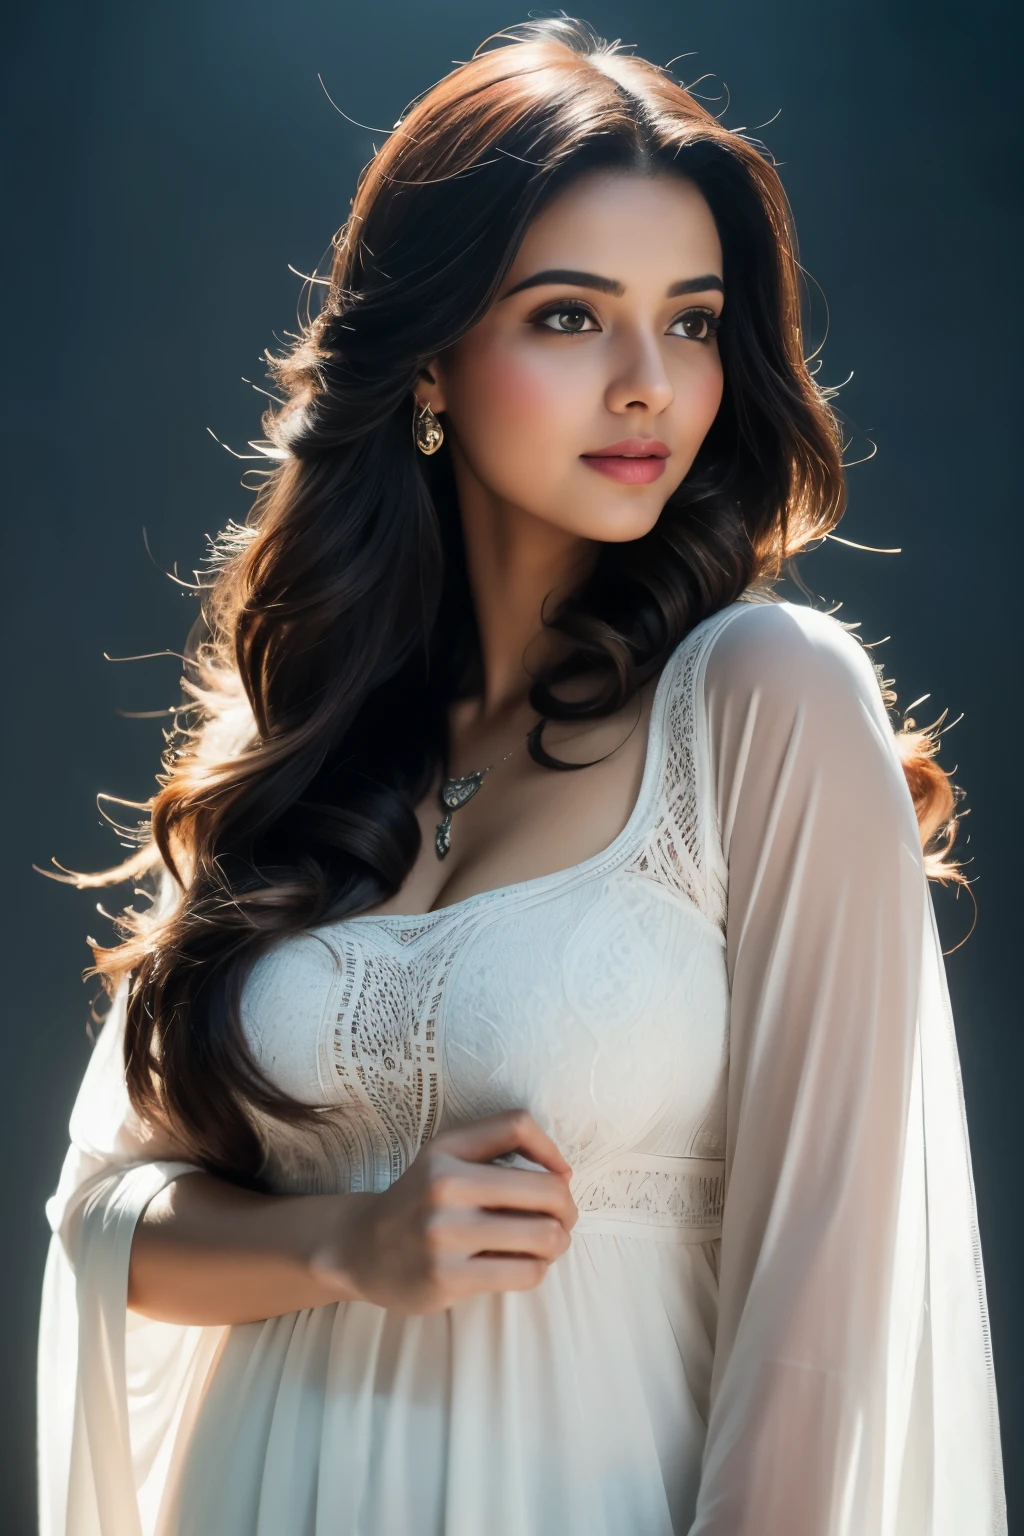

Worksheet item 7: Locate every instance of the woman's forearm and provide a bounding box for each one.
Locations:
[127,1170,363,1326]
[128,1112,576,1326]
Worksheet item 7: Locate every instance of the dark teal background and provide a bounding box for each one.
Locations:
[3,3,1019,1527]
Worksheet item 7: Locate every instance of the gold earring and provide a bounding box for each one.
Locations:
[413,401,444,455]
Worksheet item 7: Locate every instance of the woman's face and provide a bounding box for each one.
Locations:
[418,168,725,545]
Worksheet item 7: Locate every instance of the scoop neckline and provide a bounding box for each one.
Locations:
[336,635,685,930]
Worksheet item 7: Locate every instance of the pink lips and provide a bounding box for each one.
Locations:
[580,437,670,485]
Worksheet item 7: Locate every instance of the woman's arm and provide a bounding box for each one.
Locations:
[128,1109,578,1325]
[690,602,965,1535]
[127,1172,349,1323]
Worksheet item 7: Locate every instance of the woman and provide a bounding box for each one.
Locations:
[37,17,1005,1536]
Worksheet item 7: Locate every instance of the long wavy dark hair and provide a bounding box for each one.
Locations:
[74,17,960,1184]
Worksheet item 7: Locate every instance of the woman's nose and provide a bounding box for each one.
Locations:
[603,330,676,417]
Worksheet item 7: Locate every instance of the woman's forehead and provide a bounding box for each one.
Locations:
[506,171,724,290]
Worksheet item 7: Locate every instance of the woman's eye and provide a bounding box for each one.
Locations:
[536,305,598,334]
[670,309,722,342]
[534,303,722,341]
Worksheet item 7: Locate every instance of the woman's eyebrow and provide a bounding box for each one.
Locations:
[500,268,724,299]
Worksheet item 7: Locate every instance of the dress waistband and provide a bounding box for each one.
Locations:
[570,1153,724,1242]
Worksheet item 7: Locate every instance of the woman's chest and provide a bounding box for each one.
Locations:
[247,871,730,1191]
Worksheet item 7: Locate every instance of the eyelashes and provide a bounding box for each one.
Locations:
[531,300,723,343]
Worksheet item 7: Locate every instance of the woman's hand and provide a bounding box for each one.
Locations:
[127,1110,575,1326]
[314,1110,577,1315]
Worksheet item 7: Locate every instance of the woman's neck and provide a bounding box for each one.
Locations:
[455,466,597,721]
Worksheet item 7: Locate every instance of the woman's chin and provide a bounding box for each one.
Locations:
[571,503,668,545]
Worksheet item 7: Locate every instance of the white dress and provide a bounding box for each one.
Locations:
[37,597,1006,1536]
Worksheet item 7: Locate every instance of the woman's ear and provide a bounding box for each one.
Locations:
[413,360,447,415]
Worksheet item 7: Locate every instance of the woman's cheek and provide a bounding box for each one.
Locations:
[481,350,573,435]
[687,360,725,440]
[452,352,579,487]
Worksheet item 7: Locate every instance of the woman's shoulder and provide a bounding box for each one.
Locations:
[673,595,887,724]
[653,595,903,831]
[694,597,916,826]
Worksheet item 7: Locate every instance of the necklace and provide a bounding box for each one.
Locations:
[435,736,527,860]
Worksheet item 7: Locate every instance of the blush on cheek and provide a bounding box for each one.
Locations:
[483,356,567,430]
[454,356,575,482]
[693,367,725,434]
[669,370,725,488]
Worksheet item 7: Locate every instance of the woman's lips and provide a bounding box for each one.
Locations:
[580,455,667,484]
[580,437,670,484]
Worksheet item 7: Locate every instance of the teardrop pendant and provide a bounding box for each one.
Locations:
[435,771,486,860]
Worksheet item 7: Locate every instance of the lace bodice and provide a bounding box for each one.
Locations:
[240,604,739,1233]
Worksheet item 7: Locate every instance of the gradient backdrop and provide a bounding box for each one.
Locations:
[3,2,1020,1528]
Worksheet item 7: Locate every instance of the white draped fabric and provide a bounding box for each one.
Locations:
[37,597,1006,1535]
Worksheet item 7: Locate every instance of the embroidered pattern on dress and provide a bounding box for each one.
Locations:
[574,1156,725,1230]
[622,613,732,934]
[328,926,446,1189]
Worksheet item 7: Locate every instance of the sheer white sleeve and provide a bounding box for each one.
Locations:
[688,601,1005,1535]
[37,980,223,1536]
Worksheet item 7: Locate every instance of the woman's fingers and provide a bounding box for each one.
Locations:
[448,1255,551,1298]
[438,1109,572,1177]
[343,1111,577,1313]
[431,1209,570,1261]
[432,1162,577,1229]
